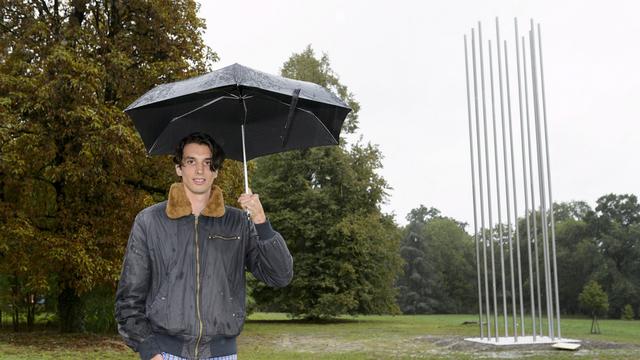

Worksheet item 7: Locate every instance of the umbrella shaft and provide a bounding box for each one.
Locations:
[242,124,249,194]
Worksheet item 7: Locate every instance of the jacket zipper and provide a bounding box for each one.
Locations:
[194,215,204,358]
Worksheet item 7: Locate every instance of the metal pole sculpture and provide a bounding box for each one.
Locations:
[463,18,578,346]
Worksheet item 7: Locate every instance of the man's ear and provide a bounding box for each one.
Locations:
[175,164,183,177]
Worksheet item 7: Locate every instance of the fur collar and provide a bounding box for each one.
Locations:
[165,183,225,219]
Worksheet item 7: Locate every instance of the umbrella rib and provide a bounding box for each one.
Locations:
[292,106,338,146]
[244,89,295,109]
[171,95,240,122]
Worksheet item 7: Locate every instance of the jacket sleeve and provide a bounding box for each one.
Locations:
[114,212,161,360]
[245,219,293,288]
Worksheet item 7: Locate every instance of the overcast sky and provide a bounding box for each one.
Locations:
[198,0,640,226]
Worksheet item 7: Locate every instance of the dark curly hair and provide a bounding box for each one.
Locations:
[173,132,225,171]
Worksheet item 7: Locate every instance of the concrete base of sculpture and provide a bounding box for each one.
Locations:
[464,336,581,346]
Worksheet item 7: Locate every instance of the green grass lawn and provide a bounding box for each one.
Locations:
[1,313,638,359]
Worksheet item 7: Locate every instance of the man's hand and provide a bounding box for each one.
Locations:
[238,190,266,224]
[150,354,163,360]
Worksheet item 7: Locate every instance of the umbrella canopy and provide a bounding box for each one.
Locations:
[125,63,351,161]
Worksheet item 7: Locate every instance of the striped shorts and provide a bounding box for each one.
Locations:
[162,352,237,360]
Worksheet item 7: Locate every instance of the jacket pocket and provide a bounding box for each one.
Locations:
[146,282,170,330]
[146,282,168,314]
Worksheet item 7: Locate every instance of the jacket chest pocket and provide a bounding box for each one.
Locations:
[204,232,244,292]
[206,232,242,260]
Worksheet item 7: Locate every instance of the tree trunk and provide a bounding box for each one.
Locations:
[591,313,601,334]
[57,285,85,333]
[26,294,35,331]
[11,274,19,332]
[12,307,19,332]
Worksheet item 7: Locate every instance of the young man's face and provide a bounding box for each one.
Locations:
[175,143,218,196]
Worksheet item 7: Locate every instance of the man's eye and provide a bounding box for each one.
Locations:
[204,160,212,167]
[186,159,196,165]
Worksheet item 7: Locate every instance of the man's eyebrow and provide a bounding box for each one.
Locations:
[184,156,212,159]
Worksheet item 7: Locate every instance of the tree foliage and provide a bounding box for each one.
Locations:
[583,194,640,318]
[0,0,246,332]
[553,218,601,314]
[395,195,638,318]
[251,46,402,319]
[553,200,592,222]
[621,304,634,320]
[579,280,609,316]
[515,196,639,319]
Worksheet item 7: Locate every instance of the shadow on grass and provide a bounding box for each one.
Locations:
[0,328,126,351]
[246,318,366,325]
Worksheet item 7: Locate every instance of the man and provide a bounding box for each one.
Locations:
[115,132,293,360]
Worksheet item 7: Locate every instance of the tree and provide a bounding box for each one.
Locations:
[423,218,476,312]
[250,46,402,319]
[397,207,442,314]
[584,194,640,318]
[397,231,438,314]
[0,0,247,332]
[579,280,609,334]
[621,304,634,320]
[397,206,476,314]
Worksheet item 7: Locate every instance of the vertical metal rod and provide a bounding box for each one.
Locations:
[515,18,537,340]
[501,38,519,341]
[537,24,562,339]
[534,23,555,339]
[464,34,484,339]
[488,38,507,339]
[522,34,543,336]
[472,28,492,339]
[479,22,500,341]
[529,23,554,338]
[494,19,512,339]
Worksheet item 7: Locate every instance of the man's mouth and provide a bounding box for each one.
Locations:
[193,178,206,185]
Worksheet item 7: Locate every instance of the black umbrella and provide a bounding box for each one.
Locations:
[125,63,351,192]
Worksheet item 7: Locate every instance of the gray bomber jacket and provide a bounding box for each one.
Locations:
[115,183,293,359]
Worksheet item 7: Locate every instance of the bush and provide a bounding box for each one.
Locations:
[83,286,117,333]
[621,304,635,320]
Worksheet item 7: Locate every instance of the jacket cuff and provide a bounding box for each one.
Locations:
[255,220,276,239]
[138,334,161,360]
